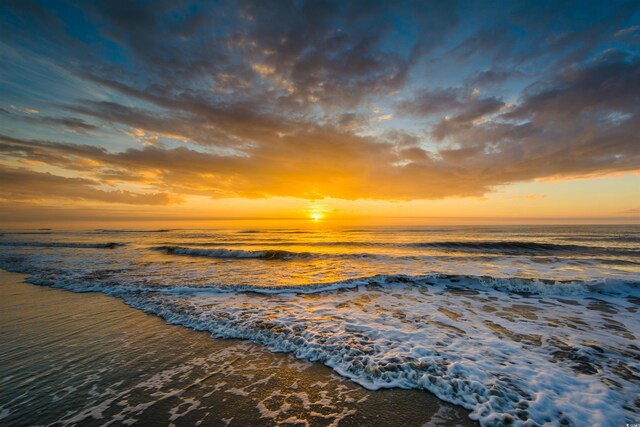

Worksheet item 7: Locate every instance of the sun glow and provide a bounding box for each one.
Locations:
[311,213,323,221]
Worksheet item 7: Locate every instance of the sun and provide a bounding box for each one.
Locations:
[306,203,326,221]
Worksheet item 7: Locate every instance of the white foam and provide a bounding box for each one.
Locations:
[154,274,638,298]
[117,281,640,426]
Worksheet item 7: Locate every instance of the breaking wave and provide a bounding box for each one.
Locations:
[151,240,640,258]
[151,245,314,260]
[144,273,639,298]
[4,266,635,427]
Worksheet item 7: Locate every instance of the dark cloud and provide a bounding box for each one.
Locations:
[465,69,525,88]
[428,53,640,182]
[396,88,464,117]
[506,52,640,123]
[69,0,450,112]
[0,108,99,133]
[65,95,287,149]
[431,96,505,141]
[396,88,505,140]
[447,0,638,72]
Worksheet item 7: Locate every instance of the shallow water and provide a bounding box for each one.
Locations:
[0,271,472,426]
[0,225,638,426]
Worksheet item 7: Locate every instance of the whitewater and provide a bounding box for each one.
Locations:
[0,225,638,426]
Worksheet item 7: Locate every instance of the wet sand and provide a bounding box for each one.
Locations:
[0,270,475,426]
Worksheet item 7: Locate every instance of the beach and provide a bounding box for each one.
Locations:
[0,225,638,425]
[0,269,474,426]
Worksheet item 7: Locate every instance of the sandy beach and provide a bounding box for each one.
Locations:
[0,269,475,426]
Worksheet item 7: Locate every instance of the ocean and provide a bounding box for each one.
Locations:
[0,225,638,426]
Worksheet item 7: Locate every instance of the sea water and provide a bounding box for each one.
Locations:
[0,225,638,426]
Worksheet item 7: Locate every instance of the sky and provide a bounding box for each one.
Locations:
[0,0,639,227]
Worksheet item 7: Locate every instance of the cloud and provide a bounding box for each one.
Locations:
[465,69,525,88]
[396,88,464,117]
[431,54,640,182]
[431,96,505,140]
[10,105,39,114]
[506,52,640,123]
[0,165,176,205]
[1,53,639,204]
[614,25,640,38]
[372,114,393,122]
[71,0,440,112]
[0,132,472,200]
[397,88,505,140]
[0,107,99,133]
[0,0,638,210]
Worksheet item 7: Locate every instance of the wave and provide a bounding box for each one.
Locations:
[94,229,172,233]
[55,273,635,427]
[571,235,640,243]
[0,256,638,425]
[151,246,314,260]
[124,279,639,427]
[4,247,633,298]
[152,239,640,258]
[158,240,377,248]
[140,272,639,298]
[410,240,640,256]
[237,229,314,234]
[414,240,583,251]
[150,245,640,269]
[0,241,124,249]
[0,231,53,235]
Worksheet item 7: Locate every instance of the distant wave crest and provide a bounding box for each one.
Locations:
[411,240,639,256]
[0,241,124,249]
[94,229,172,234]
[152,245,313,260]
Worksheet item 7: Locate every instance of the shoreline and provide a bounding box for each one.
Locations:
[0,269,475,426]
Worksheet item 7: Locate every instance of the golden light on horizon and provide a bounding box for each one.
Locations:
[311,213,323,221]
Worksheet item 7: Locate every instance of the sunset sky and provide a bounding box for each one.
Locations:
[0,1,638,227]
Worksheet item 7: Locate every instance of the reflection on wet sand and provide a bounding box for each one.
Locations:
[0,271,474,426]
